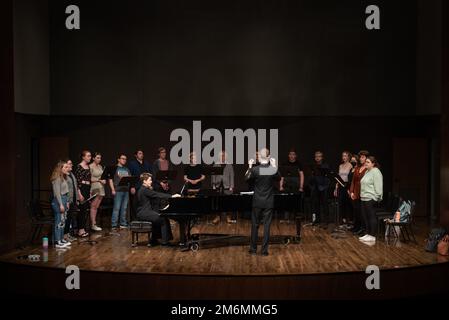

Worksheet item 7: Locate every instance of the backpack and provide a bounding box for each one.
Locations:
[397,200,412,223]
[425,228,447,252]
[437,235,449,256]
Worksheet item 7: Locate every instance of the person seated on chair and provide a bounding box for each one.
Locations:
[136,172,181,246]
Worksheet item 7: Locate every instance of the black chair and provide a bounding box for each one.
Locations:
[27,200,55,245]
[376,193,401,237]
[385,201,417,243]
[130,221,152,247]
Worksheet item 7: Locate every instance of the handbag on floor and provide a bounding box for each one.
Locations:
[437,235,449,256]
[425,228,447,252]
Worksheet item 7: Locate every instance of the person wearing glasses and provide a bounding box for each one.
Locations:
[109,153,131,230]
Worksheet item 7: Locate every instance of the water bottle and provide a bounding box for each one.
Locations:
[42,236,48,249]
[43,249,48,263]
[312,213,316,222]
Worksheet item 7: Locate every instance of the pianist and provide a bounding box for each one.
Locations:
[136,173,181,246]
[245,148,280,256]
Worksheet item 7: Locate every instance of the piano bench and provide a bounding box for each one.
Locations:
[130,221,152,247]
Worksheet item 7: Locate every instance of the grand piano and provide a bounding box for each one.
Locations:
[160,190,303,251]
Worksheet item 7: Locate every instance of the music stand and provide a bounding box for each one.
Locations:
[278,166,301,224]
[203,165,225,224]
[206,165,226,194]
[100,165,116,180]
[118,176,139,187]
[328,171,345,188]
[203,165,224,176]
[327,171,349,236]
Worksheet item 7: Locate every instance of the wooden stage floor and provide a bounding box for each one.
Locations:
[1,219,447,275]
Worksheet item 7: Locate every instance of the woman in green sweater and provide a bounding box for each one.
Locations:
[359,156,383,243]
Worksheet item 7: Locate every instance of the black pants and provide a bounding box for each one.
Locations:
[78,185,90,230]
[250,207,273,254]
[137,210,172,243]
[129,192,138,221]
[64,205,78,235]
[311,188,329,223]
[361,200,377,236]
[338,186,352,222]
[282,185,303,220]
[352,199,365,231]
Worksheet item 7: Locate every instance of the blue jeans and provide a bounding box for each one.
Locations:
[111,191,129,227]
[52,195,68,243]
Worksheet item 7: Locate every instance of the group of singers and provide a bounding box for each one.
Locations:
[49,147,383,252]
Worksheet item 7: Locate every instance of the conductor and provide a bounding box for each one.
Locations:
[245,148,280,256]
[136,173,181,246]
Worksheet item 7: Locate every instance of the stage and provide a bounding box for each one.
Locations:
[1,219,448,299]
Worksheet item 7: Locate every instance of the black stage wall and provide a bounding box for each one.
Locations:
[1,0,16,253]
[14,0,441,117]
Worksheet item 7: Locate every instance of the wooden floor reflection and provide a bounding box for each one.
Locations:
[1,219,447,275]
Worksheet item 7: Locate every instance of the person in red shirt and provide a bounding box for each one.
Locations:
[349,150,370,235]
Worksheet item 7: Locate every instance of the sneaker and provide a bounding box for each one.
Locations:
[91,225,102,231]
[55,241,69,249]
[359,235,376,242]
[119,225,129,229]
[362,235,376,242]
[67,235,77,242]
[160,242,176,247]
[61,239,71,246]
[359,234,370,241]
[360,237,376,246]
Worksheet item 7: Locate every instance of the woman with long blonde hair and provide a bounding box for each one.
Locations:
[50,161,71,248]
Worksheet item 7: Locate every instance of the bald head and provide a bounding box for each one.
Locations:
[259,148,270,162]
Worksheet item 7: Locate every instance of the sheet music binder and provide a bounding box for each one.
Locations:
[100,165,116,180]
[80,193,97,205]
